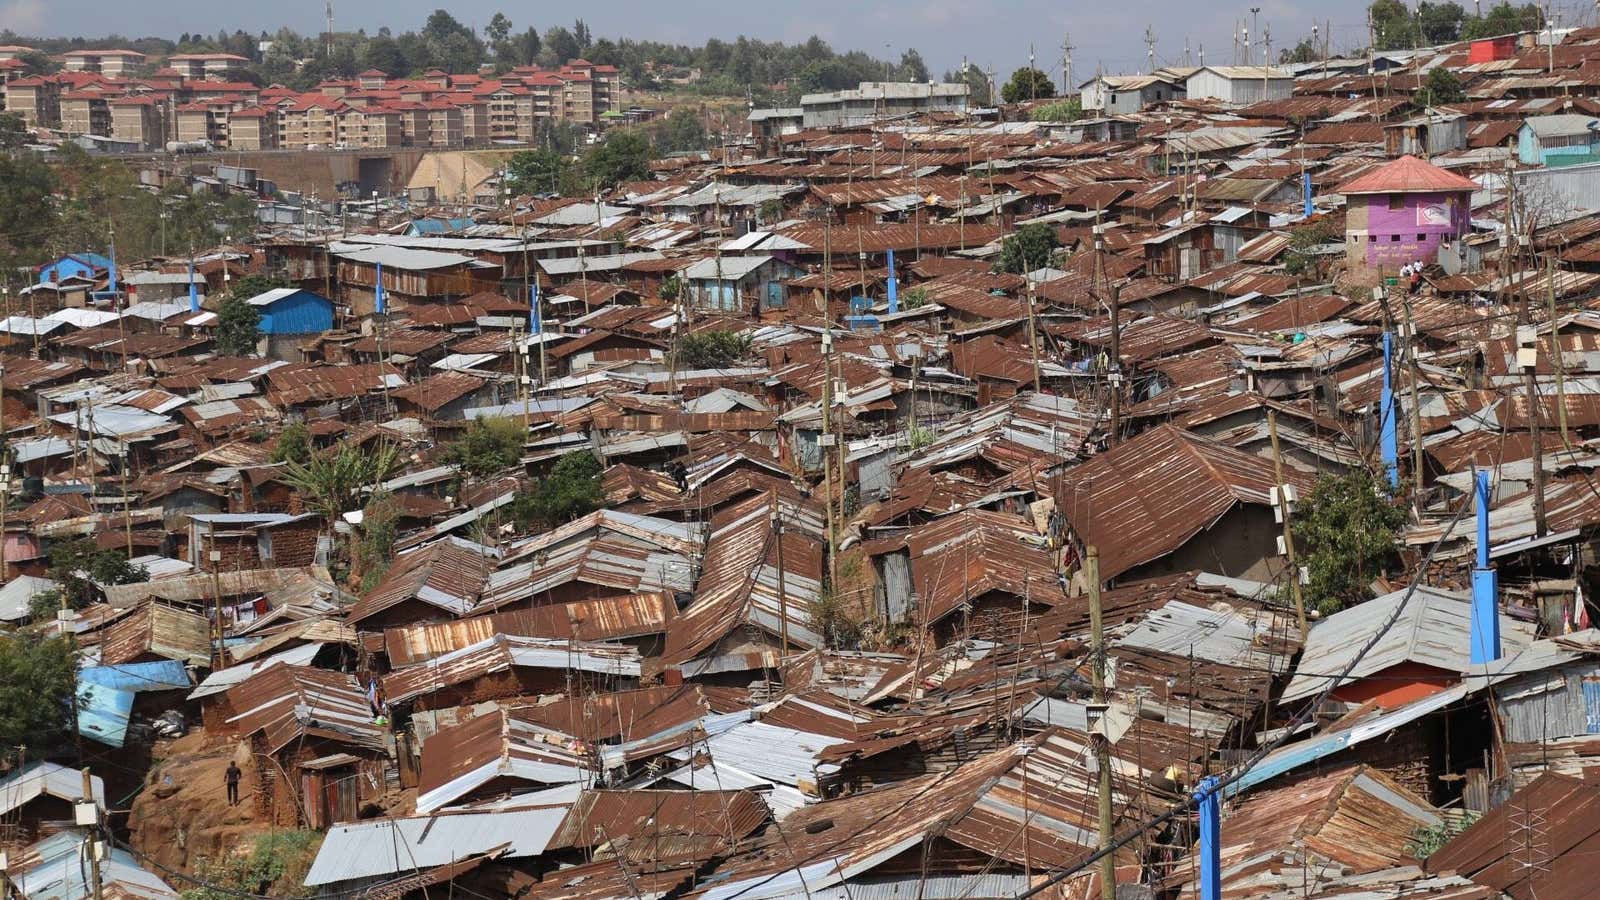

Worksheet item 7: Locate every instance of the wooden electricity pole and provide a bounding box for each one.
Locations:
[1267,410,1308,638]
[1086,546,1115,900]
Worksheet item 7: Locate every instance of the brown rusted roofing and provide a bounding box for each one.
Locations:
[349,539,492,626]
[908,507,1063,625]
[1425,772,1600,900]
[1169,765,1441,898]
[224,663,385,754]
[98,602,211,666]
[1057,424,1315,580]
[266,362,402,405]
[657,491,827,671]
[389,370,486,411]
[383,592,676,666]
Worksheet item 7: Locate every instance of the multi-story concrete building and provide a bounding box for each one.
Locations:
[59,90,112,136]
[108,94,168,148]
[109,95,166,149]
[59,49,146,77]
[166,53,250,81]
[227,106,277,150]
[799,81,969,128]
[338,106,402,149]
[5,75,61,127]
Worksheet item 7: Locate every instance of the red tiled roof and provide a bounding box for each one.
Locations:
[1337,154,1479,195]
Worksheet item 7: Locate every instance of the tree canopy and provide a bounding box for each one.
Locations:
[1293,468,1409,615]
[0,634,77,752]
[994,223,1061,274]
[1001,67,1056,104]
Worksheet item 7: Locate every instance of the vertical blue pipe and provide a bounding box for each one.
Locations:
[1302,172,1313,219]
[107,242,118,296]
[1196,775,1221,900]
[530,279,541,334]
[1380,333,1399,490]
[1471,470,1502,664]
[187,260,199,313]
[886,248,899,314]
[374,260,386,314]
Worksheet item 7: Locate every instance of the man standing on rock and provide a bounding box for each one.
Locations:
[225,761,241,806]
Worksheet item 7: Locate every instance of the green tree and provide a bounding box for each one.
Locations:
[1369,0,1418,49]
[280,442,402,526]
[1420,66,1465,106]
[1417,1,1467,43]
[0,634,77,752]
[1284,216,1340,276]
[651,107,708,154]
[582,129,653,190]
[272,422,312,465]
[994,222,1060,274]
[659,275,683,302]
[1462,1,1543,39]
[215,294,261,356]
[505,147,572,197]
[1281,38,1319,64]
[352,493,400,592]
[674,330,751,368]
[1001,66,1056,103]
[45,538,148,610]
[362,35,408,76]
[898,48,929,82]
[486,12,513,55]
[943,65,992,105]
[509,28,542,66]
[443,417,526,476]
[1030,98,1082,121]
[1292,468,1409,615]
[510,450,603,530]
[544,25,581,64]
[0,112,28,149]
[0,151,58,276]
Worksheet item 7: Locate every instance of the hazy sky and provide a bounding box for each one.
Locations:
[5,0,1378,83]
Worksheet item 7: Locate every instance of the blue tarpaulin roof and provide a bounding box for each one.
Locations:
[77,660,191,748]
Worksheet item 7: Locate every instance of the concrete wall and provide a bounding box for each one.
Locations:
[1345,190,1469,272]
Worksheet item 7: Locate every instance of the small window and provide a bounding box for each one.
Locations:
[1418,233,1427,241]
[1391,235,1400,242]
[1369,235,1377,243]
[1388,193,1404,210]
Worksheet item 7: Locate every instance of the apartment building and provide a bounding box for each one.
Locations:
[59,49,146,77]
[109,95,166,149]
[0,45,37,62]
[166,53,250,81]
[337,106,402,149]
[425,100,464,148]
[228,107,277,150]
[277,98,342,149]
[59,90,112,136]
[5,76,60,127]
[560,60,621,120]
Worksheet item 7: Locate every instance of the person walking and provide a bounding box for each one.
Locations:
[225,761,242,806]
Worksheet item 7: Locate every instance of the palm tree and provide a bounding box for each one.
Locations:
[279,442,402,525]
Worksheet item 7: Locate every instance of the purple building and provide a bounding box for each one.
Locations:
[1338,155,1477,274]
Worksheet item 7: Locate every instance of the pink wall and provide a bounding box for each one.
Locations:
[1359,190,1470,271]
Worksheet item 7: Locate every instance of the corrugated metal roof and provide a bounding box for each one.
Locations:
[1282,586,1538,701]
[304,804,571,886]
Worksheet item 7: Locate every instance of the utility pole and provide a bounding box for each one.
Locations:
[1061,33,1074,96]
[1085,546,1115,900]
[82,767,103,900]
[1144,26,1157,74]
[1549,254,1569,445]
[773,507,788,657]
[1025,279,1043,392]
[1267,410,1308,639]
[821,330,839,590]
[1506,161,1548,536]
[1094,224,1121,445]
[1401,299,1426,505]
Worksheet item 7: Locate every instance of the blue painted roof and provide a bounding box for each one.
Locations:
[77,684,133,747]
[79,659,191,692]
[406,217,475,236]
